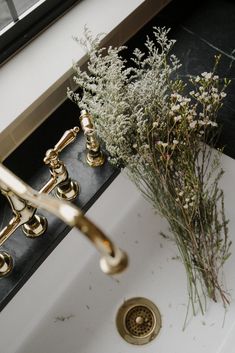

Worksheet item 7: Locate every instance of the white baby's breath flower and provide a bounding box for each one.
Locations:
[171,104,181,111]
[212,93,219,100]
[205,72,212,80]
[198,120,206,126]
[209,121,218,127]
[189,121,197,129]
[152,122,159,128]
[174,115,182,122]
[201,72,212,80]
[157,141,168,148]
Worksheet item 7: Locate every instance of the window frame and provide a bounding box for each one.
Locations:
[0,0,81,66]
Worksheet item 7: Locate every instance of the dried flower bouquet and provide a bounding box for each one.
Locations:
[68,27,231,314]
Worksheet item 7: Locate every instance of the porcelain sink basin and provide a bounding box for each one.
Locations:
[1,156,235,353]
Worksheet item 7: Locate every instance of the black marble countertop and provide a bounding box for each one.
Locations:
[0,0,234,311]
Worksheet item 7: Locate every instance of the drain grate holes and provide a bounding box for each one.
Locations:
[125,305,155,337]
[116,297,161,345]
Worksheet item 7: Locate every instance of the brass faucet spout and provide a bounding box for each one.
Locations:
[0,164,128,275]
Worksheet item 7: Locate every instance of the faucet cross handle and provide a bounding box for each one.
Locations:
[43,149,60,168]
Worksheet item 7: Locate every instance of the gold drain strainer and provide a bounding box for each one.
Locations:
[116,297,161,345]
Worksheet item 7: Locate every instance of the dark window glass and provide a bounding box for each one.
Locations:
[0,0,80,66]
[15,0,42,17]
[0,1,12,31]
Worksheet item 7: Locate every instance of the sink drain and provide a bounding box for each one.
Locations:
[116,297,161,345]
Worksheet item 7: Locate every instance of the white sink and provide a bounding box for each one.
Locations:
[1,157,235,353]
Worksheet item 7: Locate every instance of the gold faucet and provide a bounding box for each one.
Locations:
[0,179,47,242]
[0,163,128,277]
[79,110,105,167]
[22,126,80,237]
[42,126,80,200]
[0,127,80,243]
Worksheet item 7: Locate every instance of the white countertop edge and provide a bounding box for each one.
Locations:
[0,0,171,161]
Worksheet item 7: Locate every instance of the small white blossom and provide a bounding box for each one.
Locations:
[174,115,182,122]
[189,121,197,129]
[212,93,219,100]
[171,104,181,111]
[198,120,206,126]
[201,72,212,80]
[157,141,168,148]
[209,121,218,127]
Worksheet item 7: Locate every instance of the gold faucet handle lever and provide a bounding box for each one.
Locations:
[54,126,80,153]
[43,127,80,165]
